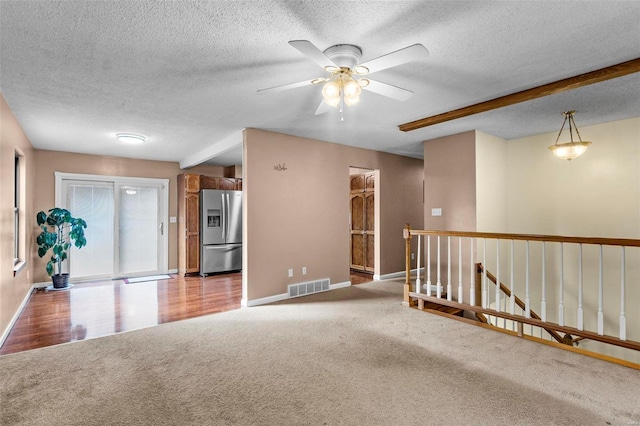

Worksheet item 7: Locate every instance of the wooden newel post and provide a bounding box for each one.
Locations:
[403,223,411,306]
[474,263,482,307]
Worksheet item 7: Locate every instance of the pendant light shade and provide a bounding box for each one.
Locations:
[548,111,592,161]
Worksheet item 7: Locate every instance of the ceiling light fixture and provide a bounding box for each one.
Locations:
[548,111,592,161]
[317,68,370,121]
[116,133,146,144]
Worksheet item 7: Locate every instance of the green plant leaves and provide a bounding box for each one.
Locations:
[35,208,88,276]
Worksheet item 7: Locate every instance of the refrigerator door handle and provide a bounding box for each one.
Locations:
[221,193,226,241]
[226,193,230,241]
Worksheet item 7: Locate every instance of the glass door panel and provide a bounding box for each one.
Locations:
[118,185,160,276]
[65,180,115,279]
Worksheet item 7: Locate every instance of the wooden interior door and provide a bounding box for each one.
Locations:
[350,172,375,273]
[350,193,365,270]
[364,190,375,273]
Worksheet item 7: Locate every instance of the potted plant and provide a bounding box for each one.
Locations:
[36,207,87,288]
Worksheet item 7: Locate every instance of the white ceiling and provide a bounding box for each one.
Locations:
[1,1,639,168]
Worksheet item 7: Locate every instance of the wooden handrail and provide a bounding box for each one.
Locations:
[409,292,640,353]
[479,264,565,345]
[408,229,640,248]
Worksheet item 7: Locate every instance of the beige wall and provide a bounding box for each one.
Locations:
[33,150,227,283]
[423,131,477,231]
[506,117,640,360]
[243,128,423,302]
[1,95,36,337]
[475,131,507,233]
[506,117,640,238]
[423,131,477,300]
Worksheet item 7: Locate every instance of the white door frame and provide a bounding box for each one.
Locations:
[55,172,169,278]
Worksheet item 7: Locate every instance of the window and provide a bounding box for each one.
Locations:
[13,151,26,275]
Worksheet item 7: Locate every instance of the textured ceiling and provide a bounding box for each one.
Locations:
[1,1,639,167]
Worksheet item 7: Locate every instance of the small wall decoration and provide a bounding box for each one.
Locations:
[274,163,288,172]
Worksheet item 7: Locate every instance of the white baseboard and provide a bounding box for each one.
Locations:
[167,269,178,274]
[242,280,352,307]
[0,284,36,348]
[377,267,424,281]
[242,292,288,307]
[330,280,351,290]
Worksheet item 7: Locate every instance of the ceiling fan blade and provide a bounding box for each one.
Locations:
[257,79,315,94]
[357,44,429,74]
[289,40,337,70]
[315,99,330,115]
[362,79,414,102]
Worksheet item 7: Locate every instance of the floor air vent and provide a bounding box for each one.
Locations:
[288,278,330,298]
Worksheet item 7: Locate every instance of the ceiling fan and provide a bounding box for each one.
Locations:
[258,40,429,117]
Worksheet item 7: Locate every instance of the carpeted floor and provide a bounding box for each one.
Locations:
[1,279,639,425]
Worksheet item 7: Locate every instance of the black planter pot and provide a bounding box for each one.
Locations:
[52,273,70,289]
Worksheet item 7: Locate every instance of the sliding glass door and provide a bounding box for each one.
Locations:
[57,173,169,280]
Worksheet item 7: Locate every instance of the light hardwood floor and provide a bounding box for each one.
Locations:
[0,272,372,356]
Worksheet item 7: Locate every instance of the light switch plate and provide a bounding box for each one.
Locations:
[288,268,293,278]
[431,208,442,217]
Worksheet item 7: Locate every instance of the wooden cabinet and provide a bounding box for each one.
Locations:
[200,176,240,190]
[178,174,200,275]
[177,173,243,276]
[350,172,375,273]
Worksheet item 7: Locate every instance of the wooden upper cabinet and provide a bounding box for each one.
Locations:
[200,175,218,190]
[350,174,365,192]
[364,173,375,192]
[200,176,242,190]
[217,177,236,190]
[183,173,200,193]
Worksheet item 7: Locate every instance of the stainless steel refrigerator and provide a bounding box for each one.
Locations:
[200,189,242,276]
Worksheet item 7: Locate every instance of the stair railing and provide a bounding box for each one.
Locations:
[403,225,640,363]
[478,264,566,345]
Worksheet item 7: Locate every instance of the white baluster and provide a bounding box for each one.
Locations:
[577,244,584,330]
[559,242,564,327]
[426,236,432,296]
[598,245,604,335]
[470,238,475,306]
[525,241,530,319]
[620,246,626,341]
[458,237,463,303]
[541,242,546,323]
[436,236,442,298]
[482,239,487,309]
[416,235,421,294]
[447,236,452,301]
[510,240,515,331]
[495,239,500,312]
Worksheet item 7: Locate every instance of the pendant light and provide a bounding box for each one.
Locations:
[548,111,592,161]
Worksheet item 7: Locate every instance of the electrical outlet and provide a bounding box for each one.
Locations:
[411,253,415,260]
[288,268,293,278]
[302,266,307,275]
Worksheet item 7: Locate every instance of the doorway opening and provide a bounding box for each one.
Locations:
[349,167,378,276]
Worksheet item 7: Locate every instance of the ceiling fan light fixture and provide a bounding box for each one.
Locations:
[548,111,592,161]
[353,65,369,75]
[322,80,340,100]
[116,133,146,144]
[343,79,361,98]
